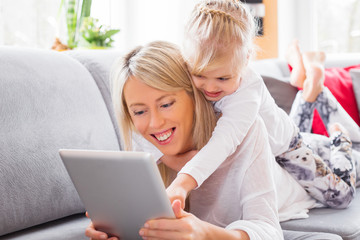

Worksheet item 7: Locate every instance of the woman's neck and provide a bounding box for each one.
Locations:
[160,149,197,172]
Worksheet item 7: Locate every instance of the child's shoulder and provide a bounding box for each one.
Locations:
[238,67,263,90]
[243,66,263,81]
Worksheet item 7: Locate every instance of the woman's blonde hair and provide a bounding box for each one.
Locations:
[111,40,216,154]
[111,41,216,186]
[183,0,257,75]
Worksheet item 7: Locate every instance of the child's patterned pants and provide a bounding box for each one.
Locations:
[276,88,360,208]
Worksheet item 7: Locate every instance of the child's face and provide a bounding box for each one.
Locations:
[190,62,242,102]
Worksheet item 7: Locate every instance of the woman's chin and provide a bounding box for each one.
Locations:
[157,145,180,156]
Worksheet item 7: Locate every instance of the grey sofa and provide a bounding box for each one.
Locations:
[0,47,123,240]
[1,47,360,239]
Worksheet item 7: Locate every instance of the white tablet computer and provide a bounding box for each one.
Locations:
[59,149,175,240]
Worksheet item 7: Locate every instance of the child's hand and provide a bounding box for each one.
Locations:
[166,173,198,209]
[166,183,188,209]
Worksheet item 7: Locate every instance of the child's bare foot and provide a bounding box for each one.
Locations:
[329,123,350,137]
[302,63,325,102]
[302,51,326,70]
[286,40,306,88]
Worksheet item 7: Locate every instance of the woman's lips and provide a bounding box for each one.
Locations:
[151,128,175,145]
[204,90,222,98]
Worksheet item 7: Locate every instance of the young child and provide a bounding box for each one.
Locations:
[165,0,356,209]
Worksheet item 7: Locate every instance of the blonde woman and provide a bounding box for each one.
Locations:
[85,41,342,240]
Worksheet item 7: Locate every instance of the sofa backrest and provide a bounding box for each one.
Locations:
[66,49,124,148]
[249,57,360,114]
[0,47,120,236]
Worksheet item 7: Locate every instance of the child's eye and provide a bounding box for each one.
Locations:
[193,74,203,78]
[161,101,175,108]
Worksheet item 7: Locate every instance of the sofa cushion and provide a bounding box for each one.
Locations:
[0,47,120,236]
[282,230,342,240]
[281,187,360,240]
[311,65,360,136]
[262,76,298,114]
[249,58,290,78]
[0,214,90,240]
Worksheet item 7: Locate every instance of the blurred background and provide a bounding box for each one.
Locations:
[0,0,359,59]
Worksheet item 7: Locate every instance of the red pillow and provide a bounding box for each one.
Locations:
[311,64,360,136]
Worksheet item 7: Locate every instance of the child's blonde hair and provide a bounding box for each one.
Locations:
[183,0,256,75]
[111,41,216,152]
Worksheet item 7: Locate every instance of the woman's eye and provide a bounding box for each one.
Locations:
[161,101,175,108]
[133,110,145,116]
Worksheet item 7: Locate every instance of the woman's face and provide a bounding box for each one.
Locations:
[124,76,195,156]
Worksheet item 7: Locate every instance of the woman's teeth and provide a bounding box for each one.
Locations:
[155,129,173,141]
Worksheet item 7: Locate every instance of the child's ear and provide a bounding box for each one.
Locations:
[246,49,252,61]
[244,50,251,66]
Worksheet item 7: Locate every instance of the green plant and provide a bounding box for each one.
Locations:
[79,17,120,48]
[60,0,92,49]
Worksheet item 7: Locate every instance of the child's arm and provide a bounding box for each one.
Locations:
[179,69,265,189]
[166,173,197,209]
[161,150,198,208]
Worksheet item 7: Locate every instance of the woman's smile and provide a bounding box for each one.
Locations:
[151,127,176,145]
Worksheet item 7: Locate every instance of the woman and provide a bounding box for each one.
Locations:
[85,41,342,240]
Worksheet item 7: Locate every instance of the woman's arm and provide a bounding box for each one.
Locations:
[84,201,249,240]
[139,200,250,240]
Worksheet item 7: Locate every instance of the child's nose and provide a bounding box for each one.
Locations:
[204,81,218,92]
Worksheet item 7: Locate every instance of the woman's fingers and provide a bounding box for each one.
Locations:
[139,227,186,240]
[172,199,184,218]
[85,222,111,240]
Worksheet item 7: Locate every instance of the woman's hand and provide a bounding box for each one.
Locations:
[84,212,119,240]
[139,200,208,240]
[84,221,119,240]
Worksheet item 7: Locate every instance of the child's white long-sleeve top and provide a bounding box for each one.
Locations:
[179,67,298,187]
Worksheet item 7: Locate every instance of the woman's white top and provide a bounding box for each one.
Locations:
[179,67,299,187]
[132,117,317,240]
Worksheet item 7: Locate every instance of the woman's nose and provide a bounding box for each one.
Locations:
[149,111,165,129]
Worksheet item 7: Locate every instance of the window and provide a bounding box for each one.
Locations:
[316,0,360,53]
[0,0,64,48]
[0,0,196,51]
[278,0,360,57]
[2,0,359,57]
